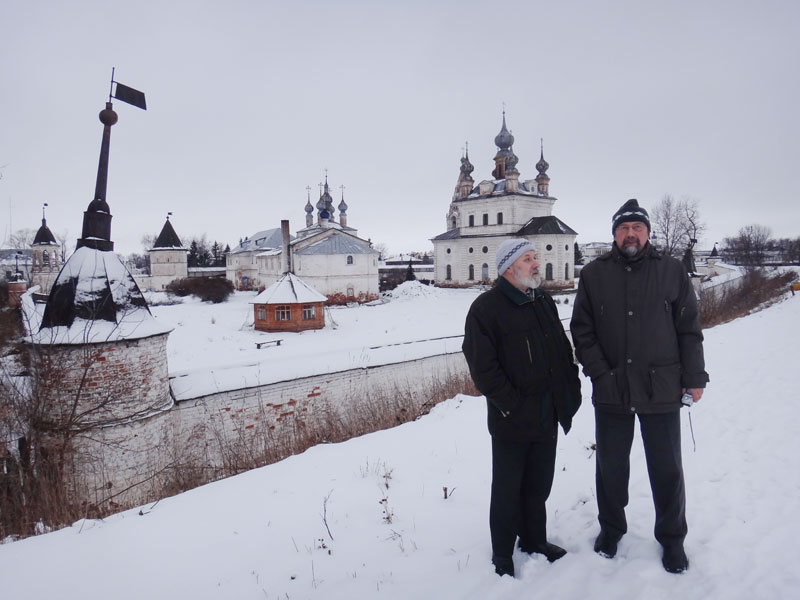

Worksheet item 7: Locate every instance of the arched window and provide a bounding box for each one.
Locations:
[468,264,474,280]
[497,212,503,225]
[468,215,475,227]
[482,263,489,280]
[546,263,553,280]
[482,213,488,225]
[565,263,570,280]
[446,265,452,280]
[451,217,456,229]
[346,255,354,265]
[42,250,50,266]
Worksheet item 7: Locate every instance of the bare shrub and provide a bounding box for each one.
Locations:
[699,269,798,328]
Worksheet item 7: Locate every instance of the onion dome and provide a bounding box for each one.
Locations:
[494,112,514,150]
[338,195,348,215]
[460,149,474,177]
[506,149,519,173]
[305,198,314,214]
[536,140,550,175]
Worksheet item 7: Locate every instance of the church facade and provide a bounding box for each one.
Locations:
[227,177,379,300]
[432,115,577,288]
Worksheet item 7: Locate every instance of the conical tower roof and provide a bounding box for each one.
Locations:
[153,216,184,249]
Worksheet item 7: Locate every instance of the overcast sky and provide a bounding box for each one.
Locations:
[2,0,798,256]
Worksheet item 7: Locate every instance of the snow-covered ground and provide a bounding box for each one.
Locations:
[2,287,799,599]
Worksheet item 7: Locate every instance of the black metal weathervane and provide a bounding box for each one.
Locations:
[76,68,147,253]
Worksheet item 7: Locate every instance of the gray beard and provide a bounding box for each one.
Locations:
[621,242,642,257]
[513,268,541,290]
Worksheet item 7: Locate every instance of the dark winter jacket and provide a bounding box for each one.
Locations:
[570,243,709,414]
[462,277,582,441]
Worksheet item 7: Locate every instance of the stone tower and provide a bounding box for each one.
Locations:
[30,205,61,294]
[148,214,188,290]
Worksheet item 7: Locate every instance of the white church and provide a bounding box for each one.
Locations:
[432,114,577,288]
[226,177,379,300]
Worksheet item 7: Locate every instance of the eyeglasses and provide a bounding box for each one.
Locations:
[616,223,647,234]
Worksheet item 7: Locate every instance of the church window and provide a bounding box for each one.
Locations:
[347,287,355,297]
[446,248,451,254]
[468,215,474,227]
[451,217,456,229]
[497,212,503,225]
[42,250,49,266]
[347,255,354,265]
[468,264,474,280]
[468,247,474,253]
[565,263,570,280]
[446,265,452,280]
[482,263,489,280]
[275,305,291,321]
[546,263,553,281]
[565,245,569,251]
[257,307,266,321]
[546,244,552,251]
[302,304,315,320]
[482,213,488,225]
[482,246,488,253]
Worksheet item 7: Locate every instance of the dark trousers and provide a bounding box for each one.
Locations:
[490,431,557,558]
[595,410,687,547]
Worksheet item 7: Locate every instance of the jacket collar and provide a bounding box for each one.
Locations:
[496,275,542,305]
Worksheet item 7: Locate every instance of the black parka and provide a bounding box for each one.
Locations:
[462,277,582,441]
[570,243,709,414]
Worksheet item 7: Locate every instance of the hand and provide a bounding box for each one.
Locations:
[682,388,704,403]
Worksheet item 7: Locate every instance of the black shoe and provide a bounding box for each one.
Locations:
[662,545,689,574]
[519,540,567,562]
[594,530,620,559]
[492,554,515,577]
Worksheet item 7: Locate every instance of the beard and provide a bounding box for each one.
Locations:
[621,239,643,257]
[512,264,541,289]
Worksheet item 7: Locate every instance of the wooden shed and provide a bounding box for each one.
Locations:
[250,272,327,332]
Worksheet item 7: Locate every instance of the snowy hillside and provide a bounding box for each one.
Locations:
[1,290,799,599]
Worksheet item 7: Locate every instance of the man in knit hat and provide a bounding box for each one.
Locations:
[570,199,708,574]
[463,238,582,577]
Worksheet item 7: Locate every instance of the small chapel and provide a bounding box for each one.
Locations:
[431,114,577,288]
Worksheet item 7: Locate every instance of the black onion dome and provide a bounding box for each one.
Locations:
[536,148,549,174]
[460,152,474,176]
[506,149,519,173]
[33,218,58,245]
[494,113,514,150]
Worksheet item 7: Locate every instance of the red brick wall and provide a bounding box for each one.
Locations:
[253,301,325,332]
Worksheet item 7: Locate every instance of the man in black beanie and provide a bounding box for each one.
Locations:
[570,199,708,574]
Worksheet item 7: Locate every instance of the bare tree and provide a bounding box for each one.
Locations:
[650,195,707,257]
[7,228,36,250]
[722,224,773,267]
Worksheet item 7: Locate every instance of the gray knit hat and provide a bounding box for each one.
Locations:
[496,238,535,276]
[612,199,651,234]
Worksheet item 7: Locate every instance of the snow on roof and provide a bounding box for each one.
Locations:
[32,246,172,344]
[250,273,327,304]
[295,231,377,255]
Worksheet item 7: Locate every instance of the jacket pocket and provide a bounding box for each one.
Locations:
[591,370,621,406]
[648,363,682,404]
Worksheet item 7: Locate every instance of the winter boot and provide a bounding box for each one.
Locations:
[662,545,689,574]
[492,555,515,577]
[519,540,567,562]
[594,530,621,559]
